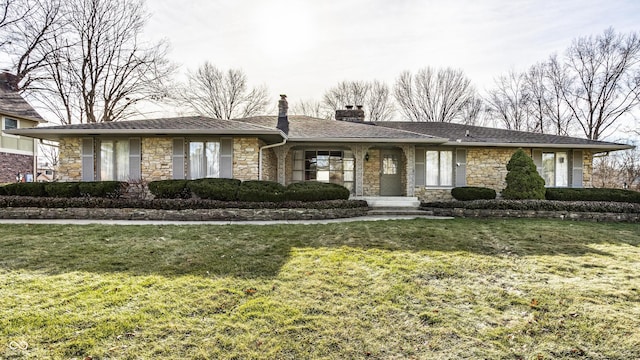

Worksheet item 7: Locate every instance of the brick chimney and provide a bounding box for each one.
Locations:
[335,105,365,123]
[276,94,289,134]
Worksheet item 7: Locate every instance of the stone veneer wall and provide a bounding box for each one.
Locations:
[363,149,380,196]
[582,151,593,187]
[261,146,277,181]
[233,137,260,181]
[415,188,453,202]
[57,138,83,181]
[466,147,523,192]
[0,152,33,182]
[142,138,173,181]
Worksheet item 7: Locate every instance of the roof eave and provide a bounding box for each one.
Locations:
[288,137,448,144]
[443,141,634,151]
[5,128,286,142]
[0,110,47,123]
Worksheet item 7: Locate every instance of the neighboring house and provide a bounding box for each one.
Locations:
[36,166,56,182]
[0,73,47,183]
[8,95,631,201]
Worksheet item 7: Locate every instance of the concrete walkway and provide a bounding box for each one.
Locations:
[0,214,452,226]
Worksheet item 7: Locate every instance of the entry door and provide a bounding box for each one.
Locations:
[380,149,403,196]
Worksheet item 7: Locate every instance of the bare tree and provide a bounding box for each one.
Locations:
[178,62,269,120]
[560,28,640,140]
[394,67,477,122]
[0,0,65,92]
[485,70,531,130]
[322,80,394,121]
[291,99,326,118]
[9,0,174,124]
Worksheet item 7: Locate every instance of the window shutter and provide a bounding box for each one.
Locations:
[129,138,141,181]
[81,138,95,181]
[172,138,185,179]
[415,148,425,186]
[455,148,467,187]
[532,149,543,177]
[572,150,584,188]
[220,138,233,178]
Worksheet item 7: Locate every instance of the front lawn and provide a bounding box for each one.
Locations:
[1,219,639,359]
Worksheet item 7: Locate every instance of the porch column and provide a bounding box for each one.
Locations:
[400,144,415,197]
[351,144,369,196]
[274,145,290,185]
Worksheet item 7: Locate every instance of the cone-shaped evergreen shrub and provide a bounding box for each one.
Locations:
[502,149,546,199]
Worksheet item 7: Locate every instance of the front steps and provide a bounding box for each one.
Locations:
[351,196,433,216]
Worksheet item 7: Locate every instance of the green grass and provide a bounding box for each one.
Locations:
[0,219,638,359]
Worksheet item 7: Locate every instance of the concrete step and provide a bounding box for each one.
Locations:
[368,208,433,216]
[352,196,421,208]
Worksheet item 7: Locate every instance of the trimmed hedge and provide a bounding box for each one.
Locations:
[546,188,640,203]
[44,182,81,198]
[2,182,46,197]
[188,178,241,201]
[421,199,640,214]
[77,181,127,198]
[451,186,496,201]
[285,181,350,202]
[237,180,285,202]
[148,180,191,199]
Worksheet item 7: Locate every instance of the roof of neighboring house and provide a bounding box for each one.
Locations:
[0,73,46,123]
[376,122,632,151]
[236,116,446,143]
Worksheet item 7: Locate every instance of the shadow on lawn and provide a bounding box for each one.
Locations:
[0,219,637,279]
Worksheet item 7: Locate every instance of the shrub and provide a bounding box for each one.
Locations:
[2,182,46,197]
[285,181,350,202]
[44,182,81,198]
[451,186,497,201]
[237,180,285,202]
[546,187,640,203]
[502,149,546,200]
[188,178,241,201]
[78,181,127,198]
[148,180,191,199]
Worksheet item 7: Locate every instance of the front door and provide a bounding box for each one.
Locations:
[379,149,403,196]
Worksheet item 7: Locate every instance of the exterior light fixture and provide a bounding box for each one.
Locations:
[365,152,369,161]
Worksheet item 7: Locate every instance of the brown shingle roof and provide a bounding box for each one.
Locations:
[236,116,444,143]
[0,73,46,122]
[376,122,631,150]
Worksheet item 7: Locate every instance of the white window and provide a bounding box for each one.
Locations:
[189,141,220,179]
[100,140,130,181]
[426,150,453,187]
[542,151,568,187]
[292,149,354,192]
[3,118,18,130]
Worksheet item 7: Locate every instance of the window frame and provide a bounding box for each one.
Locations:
[291,148,355,193]
[425,149,454,188]
[541,150,569,187]
[99,139,131,181]
[187,139,222,180]
[2,117,19,138]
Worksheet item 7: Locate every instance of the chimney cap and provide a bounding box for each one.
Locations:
[345,105,354,110]
[280,94,287,99]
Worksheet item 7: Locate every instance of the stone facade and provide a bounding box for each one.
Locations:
[57,138,83,181]
[142,138,173,181]
[415,188,453,202]
[363,149,380,196]
[0,151,33,182]
[466,147,522,192]
[233,137,261,181]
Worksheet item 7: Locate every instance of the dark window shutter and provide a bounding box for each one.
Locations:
[172,138,185,179]
[129,138,141,181]
[532,149,543,177]
[455,148,467,187]
[415,147,425,186]
[220,138,233,178]
[572,150,584,188]
[81,138,94,181]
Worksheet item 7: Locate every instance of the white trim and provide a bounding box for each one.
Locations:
[0,148,34,156]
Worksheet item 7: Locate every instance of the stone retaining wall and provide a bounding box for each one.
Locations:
[423,207,639,222]
[0,206,369,221]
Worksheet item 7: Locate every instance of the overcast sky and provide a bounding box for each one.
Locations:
[144,0,640,105]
